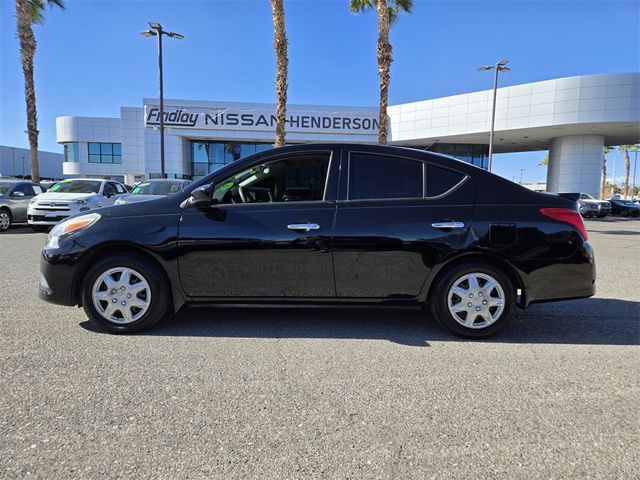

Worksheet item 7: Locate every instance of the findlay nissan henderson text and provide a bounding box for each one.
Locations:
[38,144,596,337]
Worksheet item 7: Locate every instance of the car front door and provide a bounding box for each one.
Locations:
[9,183,37,222]
[331,150,475,298]
[178,150,338,298]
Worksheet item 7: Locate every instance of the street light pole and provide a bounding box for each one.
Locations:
[477,60,511,172]
[632,148,638,199]
[141,22,183,179]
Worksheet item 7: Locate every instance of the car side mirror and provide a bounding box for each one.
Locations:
[12,191,25,197]
[189,185,212,207]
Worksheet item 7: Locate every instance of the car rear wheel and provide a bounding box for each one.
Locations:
[81,254,171,334]
[432,262,515,338]
[0,209,11,232]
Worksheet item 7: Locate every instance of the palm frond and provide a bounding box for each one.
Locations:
[27,0,65,25]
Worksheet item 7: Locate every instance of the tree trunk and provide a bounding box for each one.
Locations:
[16,0,40,182]
[271,0,288,148]
[376,0,391,145]
[623,148,631,198]
[600,153,607,200]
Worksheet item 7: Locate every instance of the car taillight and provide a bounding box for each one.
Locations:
[539,207,588,241]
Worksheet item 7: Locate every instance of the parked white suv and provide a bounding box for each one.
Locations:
[28,178,127,231]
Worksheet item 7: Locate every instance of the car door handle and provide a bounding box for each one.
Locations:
[431,221,465,230]
[287,223,320,232]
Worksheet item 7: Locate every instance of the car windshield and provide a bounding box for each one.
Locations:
[580,193,594,200]
[0,183,14,195]
[48,180,101,194]
[131,181,186,196]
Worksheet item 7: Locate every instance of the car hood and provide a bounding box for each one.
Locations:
[35,191,99,201]
[97,192,188,220]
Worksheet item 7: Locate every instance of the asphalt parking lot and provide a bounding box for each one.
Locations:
[0,218,638,479]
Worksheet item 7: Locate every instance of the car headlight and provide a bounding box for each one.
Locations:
[46,212,101,249]
[76,199,88,205]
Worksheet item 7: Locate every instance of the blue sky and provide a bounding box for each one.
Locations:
[0,0,638,183]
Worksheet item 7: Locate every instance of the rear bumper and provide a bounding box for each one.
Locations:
[517,242,596,307]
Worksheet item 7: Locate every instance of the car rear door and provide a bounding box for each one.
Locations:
[177,149,339,298]
[331,149,475,298]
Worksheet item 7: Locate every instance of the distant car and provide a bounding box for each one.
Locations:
[608,198,640,217]
[114,179,191,205]
[576,193,611,218]
[27,178,128,231]
[0,180,44,232]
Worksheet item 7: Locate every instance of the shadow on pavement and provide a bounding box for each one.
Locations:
[79,297,640,347]
[594,230,639,235]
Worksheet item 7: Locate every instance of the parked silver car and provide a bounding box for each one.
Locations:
[0,180,44,232]
[27,178,127,231]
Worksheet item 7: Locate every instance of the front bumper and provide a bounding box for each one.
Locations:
[28,205,92,225]
[39,250,79,306]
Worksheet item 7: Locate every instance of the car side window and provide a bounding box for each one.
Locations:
[115,184,126,194]
[104,183,118,197]
[348,153,423,200]
[212,154,330,205]
[12,183,35,197]
[426,164,466,198]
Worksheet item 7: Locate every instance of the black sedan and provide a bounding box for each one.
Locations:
[608,198,640,217]
[39,144,595,338]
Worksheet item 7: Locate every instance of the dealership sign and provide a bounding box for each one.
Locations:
[144,104,379,134]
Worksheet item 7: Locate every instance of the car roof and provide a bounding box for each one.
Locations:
[0,178,34,184]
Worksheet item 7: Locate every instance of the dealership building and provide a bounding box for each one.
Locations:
[56,72,639,197]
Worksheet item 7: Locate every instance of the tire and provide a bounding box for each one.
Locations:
[431,262,516,339]
[81,254,172,334]
[31,225,50,233]
[596,213,607,218]
[0,209,11,232]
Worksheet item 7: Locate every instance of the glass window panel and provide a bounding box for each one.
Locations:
[224,143,242,164]
[209,143,225,165]
[101,143,113,155]
[426,165,465,197]
[89,154,101,163]
[349,153,423,200]
[102,155,113,164]
[113,144,122,155]
[113,155,122,164]
[88,143,101,154]
[240,143,256,158]
[192,142,209,163]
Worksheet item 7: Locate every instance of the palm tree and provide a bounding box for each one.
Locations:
[618,145,636,198]
[15,0,65,182]
[270,0,288,148]
[350,0,412,145]
[600,146,612,199]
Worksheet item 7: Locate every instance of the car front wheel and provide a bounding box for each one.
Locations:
[0,209,11,232]
[432,262,515,338]
[81,254,171,334]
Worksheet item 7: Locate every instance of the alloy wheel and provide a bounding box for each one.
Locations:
[447,272,505,329]
[92,267,151,324]
[0,211,10,231]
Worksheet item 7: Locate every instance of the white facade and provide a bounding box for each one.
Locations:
[56,73,640,195]
[0,145,63,179]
